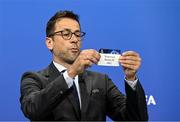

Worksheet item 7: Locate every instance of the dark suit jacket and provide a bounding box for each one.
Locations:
[20,62,148,121]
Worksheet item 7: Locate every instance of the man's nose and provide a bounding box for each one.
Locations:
[70,34,79,43]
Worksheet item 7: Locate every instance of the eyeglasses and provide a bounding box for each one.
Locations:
[48,29,86,40]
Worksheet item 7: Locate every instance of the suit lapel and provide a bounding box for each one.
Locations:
[79,71,92,120]
[47,62,61,82]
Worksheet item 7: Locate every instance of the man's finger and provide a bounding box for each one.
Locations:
[122,51,139,57]
[84,60,93,67]
[92,50,101,60]
[121,63,138,70]
[119,60,140,66]
[87,56,99,64]
[119,56,141,61]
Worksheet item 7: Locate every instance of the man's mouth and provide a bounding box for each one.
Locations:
[71,48,79,53]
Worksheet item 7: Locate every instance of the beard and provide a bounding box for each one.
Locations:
[59,50,80,64]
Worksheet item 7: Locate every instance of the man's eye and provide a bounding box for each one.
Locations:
[63,33,70,36]
[62,31,71,36]
[75,32,81,37]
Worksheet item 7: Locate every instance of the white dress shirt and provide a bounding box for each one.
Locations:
[53,61,138,109]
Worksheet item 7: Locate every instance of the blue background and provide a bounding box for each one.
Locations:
[0,0,180,121]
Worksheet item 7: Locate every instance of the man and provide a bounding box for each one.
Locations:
[20,10,148,121]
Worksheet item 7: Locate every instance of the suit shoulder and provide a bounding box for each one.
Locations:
[21,67,48,81]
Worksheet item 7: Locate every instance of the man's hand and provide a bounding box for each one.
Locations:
[68,49,100,78]
[119,51,141,81]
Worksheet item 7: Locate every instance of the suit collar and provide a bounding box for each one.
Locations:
[47,62,62,82]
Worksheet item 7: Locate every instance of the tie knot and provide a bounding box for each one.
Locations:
[61,69,66,72]
[60,69,66,74]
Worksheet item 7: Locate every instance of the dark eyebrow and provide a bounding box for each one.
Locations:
[60,28,71,31]
[60,28,81,32]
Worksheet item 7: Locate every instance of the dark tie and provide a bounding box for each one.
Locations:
[72,81,80,110]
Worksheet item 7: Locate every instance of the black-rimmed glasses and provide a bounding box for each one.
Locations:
[48,29,86,40]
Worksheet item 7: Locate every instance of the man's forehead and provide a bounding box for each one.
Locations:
[55,18,80,30]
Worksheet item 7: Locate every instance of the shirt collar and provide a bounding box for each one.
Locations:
[53,61,67,73]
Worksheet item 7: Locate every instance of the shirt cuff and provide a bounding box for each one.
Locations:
[63,71,74,88]
[124,77,138,90]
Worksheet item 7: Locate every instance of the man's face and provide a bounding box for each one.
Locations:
[47,18,82,64]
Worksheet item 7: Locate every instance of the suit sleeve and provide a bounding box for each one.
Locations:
[20,72,71,120]
[105,75,148,121]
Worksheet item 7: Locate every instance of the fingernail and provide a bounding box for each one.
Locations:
[122,52,125,55]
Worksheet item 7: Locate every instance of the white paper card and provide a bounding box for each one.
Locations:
[97,53,120,66]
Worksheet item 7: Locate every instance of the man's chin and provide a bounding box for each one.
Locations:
[65,57,77,64]
[64,53,79,64]
[66,60,74,64]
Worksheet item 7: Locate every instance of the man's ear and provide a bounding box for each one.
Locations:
[46,37,54,50]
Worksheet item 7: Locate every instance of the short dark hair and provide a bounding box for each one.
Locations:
[46,10,80,37]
